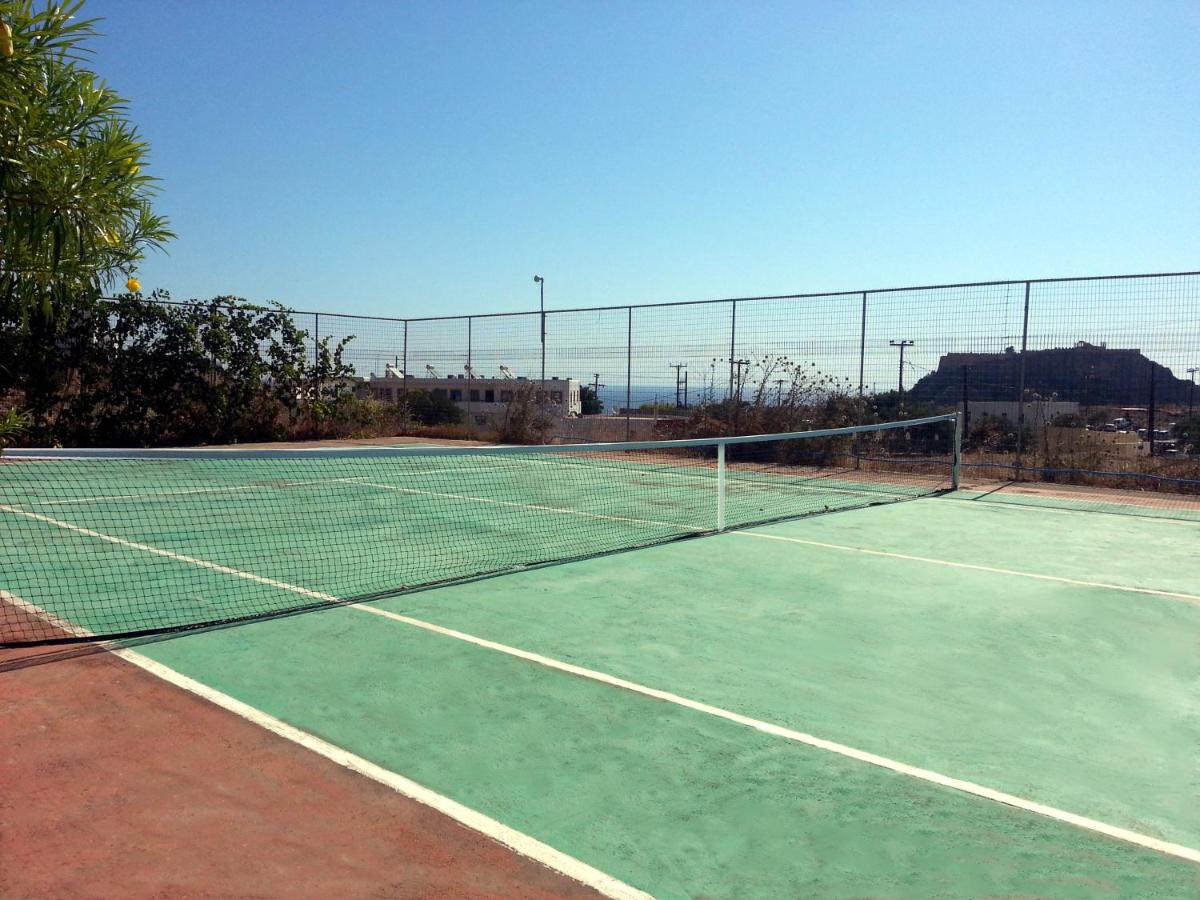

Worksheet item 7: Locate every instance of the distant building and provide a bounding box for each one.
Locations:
[362,371,581,427]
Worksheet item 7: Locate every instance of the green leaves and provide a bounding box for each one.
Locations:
[1,0,173,325]
[2,293,359,447]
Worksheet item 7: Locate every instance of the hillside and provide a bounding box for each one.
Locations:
[907,343,1194,406]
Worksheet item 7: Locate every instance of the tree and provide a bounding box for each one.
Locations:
[1174,415,1200,455]
[404,390,462,427]
[1,0,173,416]
[580,384,603,415]
[48,294,355,446]
[0,407,31,451]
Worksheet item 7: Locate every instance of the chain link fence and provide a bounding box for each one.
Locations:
[109,270,1200,505]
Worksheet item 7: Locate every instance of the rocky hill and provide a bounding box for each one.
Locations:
[907,343,1194,406]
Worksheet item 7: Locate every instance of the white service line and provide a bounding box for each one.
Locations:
[947,491,1200,528]
[336,477,707,533]
[735,531,1200,607]
[352,603,1200,866]
[0,590,651,900]
[3,506,1197,866]
[26,479,331,507]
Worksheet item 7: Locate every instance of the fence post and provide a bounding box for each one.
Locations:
[857,291,867,399]
[728,300,737,401]
[466,316,473,438]
[1147,360,1156,457]
[401,320,408,405]
[716,441,727,531]
[1015,281,1031,474]
[961,364,970,445]
[312,312,320,402]
[625,306,633,441]
[952,412,963,490]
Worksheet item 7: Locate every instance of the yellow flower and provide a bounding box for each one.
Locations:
[1,23,13,59]
[126,277,141,293]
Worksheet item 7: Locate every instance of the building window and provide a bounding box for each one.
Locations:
[383,388,393,402]
[432,389,448,399]
[551,391,563,403]
[484,390,495,402]
[469,389,480,402]
[449,389,462,401]
[500,390,514,402]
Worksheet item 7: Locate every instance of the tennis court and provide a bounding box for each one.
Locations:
[3,420,1199,896]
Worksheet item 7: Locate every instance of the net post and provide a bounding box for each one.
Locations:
[716,441,727,531]
[952,412,963,490]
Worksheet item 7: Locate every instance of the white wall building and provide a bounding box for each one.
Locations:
[363,372,581,427]
[966,400,1080,424]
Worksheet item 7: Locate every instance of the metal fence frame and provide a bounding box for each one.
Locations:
[134,268,1200,451]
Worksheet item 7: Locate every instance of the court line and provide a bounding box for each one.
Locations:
[3,506,1197,865]
[0,590,651,900]
[735,531,1200,607]
[352,604,1200,865]
[25,480,334,507]
[947,491,1200,528]
[337,478,709,532]
[9,484,1195,611]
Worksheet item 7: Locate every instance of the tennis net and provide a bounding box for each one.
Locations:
[0,414,959,646]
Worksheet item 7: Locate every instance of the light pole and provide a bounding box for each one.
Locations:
[889,340,914,397]
[533,275,545,396]
[1188,367,1198,417]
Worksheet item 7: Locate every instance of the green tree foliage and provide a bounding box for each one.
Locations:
[13,293,354,446]
[0,407,31,450]
[580,384,603,414]
[1173,415,1200,455]
[404,390,463,427]
[0,0,173,322]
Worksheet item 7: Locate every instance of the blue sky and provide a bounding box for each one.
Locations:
[90,0,1198,319]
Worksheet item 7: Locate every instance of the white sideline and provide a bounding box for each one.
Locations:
[2,505,1198,866]
[0,590,651,900]
[735,531,1200,608]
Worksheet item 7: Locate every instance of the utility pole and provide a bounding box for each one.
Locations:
[669,363,688,408]
[774,378,786,406]
[1188,367,1198,417]
[729,359,750,402]
[889,340,914,397]
[591,373,605,414]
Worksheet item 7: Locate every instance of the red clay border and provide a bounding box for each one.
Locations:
[0,639,600,899]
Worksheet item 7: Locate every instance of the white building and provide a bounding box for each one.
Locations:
[966,400,1080,424]
[362,371,581,427]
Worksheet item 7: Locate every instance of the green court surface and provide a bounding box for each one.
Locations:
[115,496,1199,896]
[0,447,940,640]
